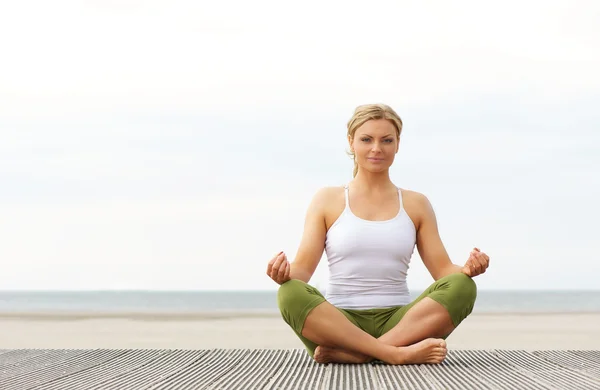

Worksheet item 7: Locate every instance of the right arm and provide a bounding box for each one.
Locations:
[266,187,331,284]
[288,188,330,283]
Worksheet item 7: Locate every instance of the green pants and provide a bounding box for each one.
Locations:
[277,273,477,357]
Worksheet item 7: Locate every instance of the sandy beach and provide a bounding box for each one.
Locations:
[1,312,599,351]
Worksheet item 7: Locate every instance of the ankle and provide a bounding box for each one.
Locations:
[363,356,376,364]
[379,344,402,364]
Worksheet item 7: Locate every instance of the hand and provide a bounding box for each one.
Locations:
[266,251,291,285]
[461,247,490,277]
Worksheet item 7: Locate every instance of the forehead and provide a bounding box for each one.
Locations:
[355,119,397,136]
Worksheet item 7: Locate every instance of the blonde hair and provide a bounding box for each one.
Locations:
[347,103,403,177]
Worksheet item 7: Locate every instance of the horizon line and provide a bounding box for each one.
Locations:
[1,288,599,293]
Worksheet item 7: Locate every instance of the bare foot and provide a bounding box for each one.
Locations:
[390,338,447,365]
[313,346,372,364]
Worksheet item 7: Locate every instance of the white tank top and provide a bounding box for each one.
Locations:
[324,184,416,309]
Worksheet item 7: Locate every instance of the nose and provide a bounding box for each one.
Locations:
[371,141,383,152]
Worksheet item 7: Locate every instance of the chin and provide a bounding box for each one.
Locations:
[364,166,390,173]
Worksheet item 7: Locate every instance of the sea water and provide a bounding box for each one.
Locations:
[0,290,599,314]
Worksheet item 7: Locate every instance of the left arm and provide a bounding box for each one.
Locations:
[413,192,490,280]
[414,193,464,280]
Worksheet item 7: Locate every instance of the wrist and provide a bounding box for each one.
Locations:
[438,264,464,279]
[289,263,311,283]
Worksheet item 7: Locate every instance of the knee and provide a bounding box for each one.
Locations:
[432,273,478,327]
[277,279,311,312]
[443,272,478,306]
[277,279,323,328]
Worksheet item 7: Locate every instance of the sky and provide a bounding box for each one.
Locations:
[1,0,599,291]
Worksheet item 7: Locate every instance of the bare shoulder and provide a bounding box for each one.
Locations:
[399,188,434,229]
[311,186,345,205]
[309,186,346,230]
[401,188,431,205]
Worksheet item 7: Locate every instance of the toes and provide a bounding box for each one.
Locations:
[427,355,446,364]
[313,346,331,364]
[426,338,446,349]
[313,347,323,362]
[433,348,447,358]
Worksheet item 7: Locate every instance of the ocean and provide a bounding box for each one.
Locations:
[0,290,599,314]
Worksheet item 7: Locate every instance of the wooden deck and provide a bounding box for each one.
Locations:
[1,349,599,389]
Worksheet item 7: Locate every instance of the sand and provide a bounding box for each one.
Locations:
[1,312,599,351]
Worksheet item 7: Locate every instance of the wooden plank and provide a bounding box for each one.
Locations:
[373,363,437,389]
[533,350,600,377]
[263,349,327,390]
[0,349,598,390]
[0,350,54,367]
[202,349,290,390]
[0,349,86,380]
[0,349,126,390]
[494,350,600,390]
[446,350,551,390]
[570,351,600,365]
[34,349,166,390]
[85,350,207,390]
[145,349,248,389]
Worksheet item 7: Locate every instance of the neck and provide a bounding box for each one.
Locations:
[351,170,394,193]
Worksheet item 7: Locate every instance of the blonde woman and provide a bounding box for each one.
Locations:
[266,104,490,365]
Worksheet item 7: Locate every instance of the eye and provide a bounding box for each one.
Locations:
[360,138,371,142]
[384,139,393,143]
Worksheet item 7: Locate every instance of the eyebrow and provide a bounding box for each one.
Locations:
[361,134,394,138]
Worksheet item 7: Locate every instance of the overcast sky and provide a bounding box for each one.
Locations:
[1,0,599,291]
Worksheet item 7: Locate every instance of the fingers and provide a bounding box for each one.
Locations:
[482,252,490,266]
[266,251,290,284]
[463,254,478,277]
[463,253,476,276]
[284,259,290,280]
[276,258,290,284]
[271,253,285,280]
[266,251,282,275]
[468,252,482,275]
[473,250,489,274]
[266,251,284,278]
[470,255,479,274]
[278,257,288,280]
[479,254,489,273]
[467,248,490,276]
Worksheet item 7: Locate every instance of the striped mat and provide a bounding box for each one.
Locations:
[1,349,599,389]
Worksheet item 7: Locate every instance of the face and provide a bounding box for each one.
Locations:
[349,119,399,173]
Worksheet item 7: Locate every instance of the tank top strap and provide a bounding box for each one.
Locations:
[343,184,350,209]
[397,187,404,211]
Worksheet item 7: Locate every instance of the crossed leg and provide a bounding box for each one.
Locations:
[278,273,477,365]
[313,297,455,364]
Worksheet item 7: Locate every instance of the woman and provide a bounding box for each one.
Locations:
[266,103,490,365]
